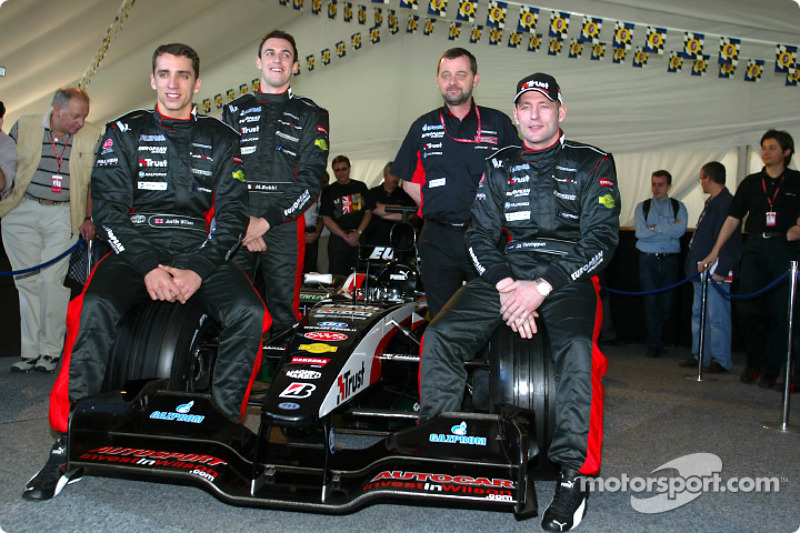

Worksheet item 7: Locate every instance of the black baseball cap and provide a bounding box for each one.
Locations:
[513,73,562,104]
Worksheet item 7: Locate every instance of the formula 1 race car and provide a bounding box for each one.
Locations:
[66,209,556,520]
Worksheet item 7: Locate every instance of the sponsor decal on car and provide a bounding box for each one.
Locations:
[149,401,205,424]
[299,343,338,354]
[286,369,322,380]
[337,361,365,404]
[304,331,347,342]
[429,421,487,446]
[279,382,317,399]
[316,321,349,329]
[81,446,227,467]
[362,471,515,500]
[290,356,331,366]
[278,402,301,410]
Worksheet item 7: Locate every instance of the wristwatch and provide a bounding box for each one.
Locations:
[535,278,552,298]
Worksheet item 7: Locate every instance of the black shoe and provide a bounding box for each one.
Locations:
[645,347,661,358]
[541,470,588,532]
[21,436,81,501]
[705,361,728,374]
[678,357,698,368]
[740,367,758,384]
[757,374,777,389]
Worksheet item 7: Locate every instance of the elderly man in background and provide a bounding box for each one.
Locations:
[0,88,101,373]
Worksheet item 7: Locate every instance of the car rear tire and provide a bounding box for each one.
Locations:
[489,323,556,463]
[102,300,219,393]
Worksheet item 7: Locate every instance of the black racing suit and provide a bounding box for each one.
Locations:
[222,91,330,333]
[391,102,518,317]
[49,106,269,433]
[420,133,620,475]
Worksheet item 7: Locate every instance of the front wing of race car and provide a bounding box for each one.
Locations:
[67,381,539,519]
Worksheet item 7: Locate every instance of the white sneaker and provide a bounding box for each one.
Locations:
[34,355,60,373]
[11,357,39,373]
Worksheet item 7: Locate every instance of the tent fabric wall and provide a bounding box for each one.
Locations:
[1,0,798,229]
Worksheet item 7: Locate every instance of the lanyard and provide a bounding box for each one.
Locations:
[439,105,482,144]
[49,131,71,174]
[761,174,784,211]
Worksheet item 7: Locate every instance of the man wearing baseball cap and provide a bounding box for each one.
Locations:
[418,72,620,531]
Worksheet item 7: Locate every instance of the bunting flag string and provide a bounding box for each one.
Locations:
[206,0,800,111]
[79,0,136,89]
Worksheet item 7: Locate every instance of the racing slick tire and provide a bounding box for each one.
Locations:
[102,300,219,393]
[488,323,555,463]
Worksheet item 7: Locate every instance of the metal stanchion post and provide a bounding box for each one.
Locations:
[686,271,714,382]
[85,239,93,281]
[762,260,799,433]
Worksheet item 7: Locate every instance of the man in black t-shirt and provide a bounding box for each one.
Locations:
[365,161,416,247]
[701,130,800,388]
[321,155,372,275]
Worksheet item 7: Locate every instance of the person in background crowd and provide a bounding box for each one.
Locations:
[0,88,101,373]
[303,171,329,273]
[680,161,740,373]
[365,161,416,247]
[0,101,17,195]
[321,155,371,275]
[634,170,688,358]
[702,130,800,389]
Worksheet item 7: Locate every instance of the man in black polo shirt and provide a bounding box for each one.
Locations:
[365,161,416,247]
[701,130,800,388]
[391,48,518,318]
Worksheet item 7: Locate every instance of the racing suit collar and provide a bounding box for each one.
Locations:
[520,130,565,161]
[257,89,291,105]
[155,105,197,129]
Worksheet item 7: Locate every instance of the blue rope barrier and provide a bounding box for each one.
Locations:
[601,271,701,296]
[708,271,790,300]
[0,238,84,277]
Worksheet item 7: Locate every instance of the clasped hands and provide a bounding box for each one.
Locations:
[496,277,546,340]
[144,265,202,304]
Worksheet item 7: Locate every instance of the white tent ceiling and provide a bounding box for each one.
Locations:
[1,0,799,226]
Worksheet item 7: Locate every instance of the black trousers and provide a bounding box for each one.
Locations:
[418,221,477,318]
[738,237,796,378]
[234,218,305,334]
[327,233,360,276]
[419,277,607,474]
[62,254,268,422]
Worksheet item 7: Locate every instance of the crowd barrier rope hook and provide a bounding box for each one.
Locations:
[762,260,799,434]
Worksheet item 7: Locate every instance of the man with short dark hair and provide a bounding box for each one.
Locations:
[22,42,268,502]
[680,161,740,373]
[0,88,101,373]
[634,170,688,358]
[419,72,619,532]
[365,161,416,246]
[222,29,330,335]
[702,130,800,388]
[321,155,372,275]
[391,48,518,318]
